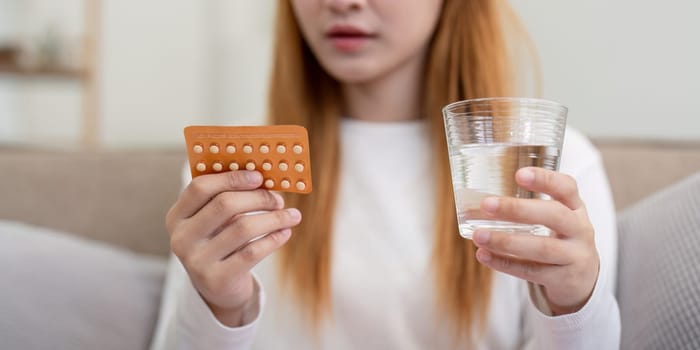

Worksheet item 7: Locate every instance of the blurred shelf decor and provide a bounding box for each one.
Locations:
[0,0,100,147]
[0,66,85,79]
[0,47,85,78]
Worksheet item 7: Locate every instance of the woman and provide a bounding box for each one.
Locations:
[152,0,620,348]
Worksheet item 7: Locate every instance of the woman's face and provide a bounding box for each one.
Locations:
[291,0,444,84]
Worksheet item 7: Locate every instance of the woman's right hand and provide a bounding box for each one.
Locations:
[165,170,301,327]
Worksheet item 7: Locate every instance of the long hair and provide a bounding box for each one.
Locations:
[268,0,528,343]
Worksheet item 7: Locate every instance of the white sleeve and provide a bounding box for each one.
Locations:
[522,148,621,349]
[149,254,265,350]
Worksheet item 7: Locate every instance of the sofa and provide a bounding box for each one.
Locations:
[1,140,699,349]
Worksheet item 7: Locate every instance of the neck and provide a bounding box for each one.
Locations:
[341,56,425,122]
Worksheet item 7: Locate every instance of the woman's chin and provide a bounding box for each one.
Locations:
[320,63,383,85]
[329,72,379,86]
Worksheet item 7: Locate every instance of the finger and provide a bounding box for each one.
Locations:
[180,189,285,242]
[475,248,557,286]
[480,196,577,236]
[221,227,294,272]
[472,230,573,265]
[167,171,264,225]
[207,208,302,260]
[516,167,583,210]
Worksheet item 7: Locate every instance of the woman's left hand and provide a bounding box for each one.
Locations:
[472,166,600,316]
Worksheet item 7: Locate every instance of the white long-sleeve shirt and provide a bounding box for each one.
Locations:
[151,119,620,349]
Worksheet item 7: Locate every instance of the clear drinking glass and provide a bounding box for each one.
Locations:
[443,97,568,239]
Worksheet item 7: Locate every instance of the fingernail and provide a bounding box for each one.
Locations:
[474,230,491,244]
[477,249,492,262]
[271,191,284,209]
[287,208,301,221]
[482,197,499,213]
[247,171,262,185]
[518,168,535,185]
[280,228,292,238]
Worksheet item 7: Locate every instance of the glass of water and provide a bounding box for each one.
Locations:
[443,97,568,239]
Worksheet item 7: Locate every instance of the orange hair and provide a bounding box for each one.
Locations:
[268,0,528,344]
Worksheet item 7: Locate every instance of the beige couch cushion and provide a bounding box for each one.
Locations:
[0,147,183,256]
[1,141,699,257]
[595,140,700,209]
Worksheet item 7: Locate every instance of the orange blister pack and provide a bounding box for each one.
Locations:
[184,125,312,194]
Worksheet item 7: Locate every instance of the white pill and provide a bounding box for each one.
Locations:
[245,162,256,171]
[229,162,239,171]
[293,145,303,154]
[295,181,306,191]
[212,162,223,172]
[264,179,275,189]
[281,179,291,189]
[260,145,270,154]
[243,145,254,154]
[262,162,272,171]
[278,162,289,171]
[209,144,220,154]
[195,162,206,172]
[193,144,204,154]
[276,144,286,153]
[226,145,236,154]
[294,163,305,172]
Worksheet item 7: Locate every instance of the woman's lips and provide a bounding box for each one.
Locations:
[326,25,376,53]
[329,35,372,52]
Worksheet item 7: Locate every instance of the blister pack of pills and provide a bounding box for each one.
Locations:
[184,125,312,194]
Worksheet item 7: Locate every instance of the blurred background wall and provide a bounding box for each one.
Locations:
[0,0,697,149]
[511,0,700,141]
